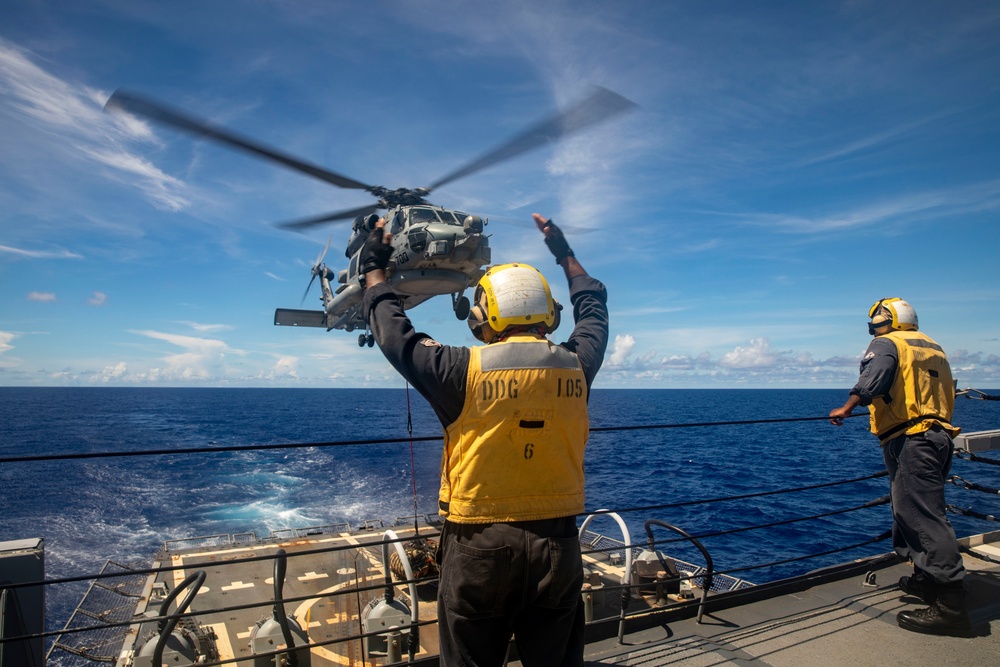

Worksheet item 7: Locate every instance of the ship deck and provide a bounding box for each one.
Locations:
[567,537,1000,667]
[108,527,1000,667]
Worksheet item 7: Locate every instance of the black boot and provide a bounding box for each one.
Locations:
[897,584,972,637]
[898,571,937,604]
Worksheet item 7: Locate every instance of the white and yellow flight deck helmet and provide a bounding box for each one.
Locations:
[868,297,918,335]
[467,263,559,343]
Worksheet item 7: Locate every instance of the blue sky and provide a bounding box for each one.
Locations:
[1,1,998,389]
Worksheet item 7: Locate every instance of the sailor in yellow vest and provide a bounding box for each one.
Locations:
[360,213,609,667]
[829,298,971,637]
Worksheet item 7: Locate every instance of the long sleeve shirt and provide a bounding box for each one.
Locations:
[362,274,610,428]
[850,336,899,406]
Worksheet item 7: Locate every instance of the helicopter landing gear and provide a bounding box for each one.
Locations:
[453,294,471,320]
[358,333,375,348]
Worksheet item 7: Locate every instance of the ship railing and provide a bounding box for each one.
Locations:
[394,513,444,527]
[14,498,999,664]
[2,418,997,665]
[13,474,900,666]
[42,560,148,665]
[163,533,240,552]
[270,522,353,540]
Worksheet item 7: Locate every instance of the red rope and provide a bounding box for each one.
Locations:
[405,380,419,534]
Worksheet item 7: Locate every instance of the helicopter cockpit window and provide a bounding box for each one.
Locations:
[449,211,470,225]
[408,208,440,225]
[389,211,404,235]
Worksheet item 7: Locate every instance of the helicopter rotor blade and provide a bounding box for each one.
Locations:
[314,235,332,267]
[425,86,637,193]
[105,89,374,191]
[301,273,319,306]
[301,236,333,305]
[276,203,381,232]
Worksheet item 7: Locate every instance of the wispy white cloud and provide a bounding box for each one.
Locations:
[79,146,188,211]
[0,244,83,259]
[795,110,960,168]
[726,178,1000,234]
[0,38,190,212]
[27,291,56,302]
[131,329,245,380]
[177,321,234,333]
[88,291,107,306]
[0,331,16,355]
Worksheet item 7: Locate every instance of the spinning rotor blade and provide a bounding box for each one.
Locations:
[301,236,333,304]
[105,89,373,191]
[426,86,637,193]
[301,274,319,305]
[277,203,381,232]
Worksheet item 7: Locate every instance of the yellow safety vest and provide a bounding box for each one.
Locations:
[868,330,960,442]
[440,333,590,523]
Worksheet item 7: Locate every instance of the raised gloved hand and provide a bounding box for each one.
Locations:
[359,221,393,280]
[539,217,574,264]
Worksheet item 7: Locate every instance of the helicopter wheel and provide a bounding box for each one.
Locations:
[455,296,471,320]
[366,334,375,348]
[358,333,367,348]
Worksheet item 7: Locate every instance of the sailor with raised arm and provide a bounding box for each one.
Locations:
[360,213,610,666]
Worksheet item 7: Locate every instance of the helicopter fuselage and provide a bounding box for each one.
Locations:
[275,204,490,339]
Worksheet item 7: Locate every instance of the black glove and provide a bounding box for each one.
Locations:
[542,218,574,263]
[359,226,393,278]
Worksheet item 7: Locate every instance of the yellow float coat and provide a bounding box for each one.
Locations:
[440,333,590,523]
[869,330,960,442]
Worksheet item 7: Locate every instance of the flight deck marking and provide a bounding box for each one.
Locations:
[975,543,1000,558]
[222,580,255,591]
[205,623,235,660]
[162,532,420,666]
[293,555,385,666]
[298,571,329,582]
[291,545,428,667]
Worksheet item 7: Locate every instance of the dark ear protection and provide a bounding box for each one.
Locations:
[467,287,495,342]
[541,300,562,335]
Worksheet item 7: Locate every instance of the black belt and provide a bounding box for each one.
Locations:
[878,414,947,443]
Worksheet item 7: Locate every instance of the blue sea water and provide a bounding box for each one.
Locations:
[1,387,999,637]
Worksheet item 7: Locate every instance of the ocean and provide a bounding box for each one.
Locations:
[2,387,999,640]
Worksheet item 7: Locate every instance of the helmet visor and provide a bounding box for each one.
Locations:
[868,298,889,318]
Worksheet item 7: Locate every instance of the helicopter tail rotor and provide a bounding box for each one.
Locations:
[301,236,332,305]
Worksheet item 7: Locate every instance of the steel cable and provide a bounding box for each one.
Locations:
[0,412,869,464]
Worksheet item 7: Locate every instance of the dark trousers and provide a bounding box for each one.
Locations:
[882,427,965,585]
[436,517,585,667]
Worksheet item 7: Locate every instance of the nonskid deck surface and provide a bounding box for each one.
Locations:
[565,548,1000,667]
[116,522,730,667]
[136,525,440,667]
[72,527,999,667]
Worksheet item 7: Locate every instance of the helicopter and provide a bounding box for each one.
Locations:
[104,86,635,347]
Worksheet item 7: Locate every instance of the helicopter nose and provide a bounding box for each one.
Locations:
[463,215,484,233]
